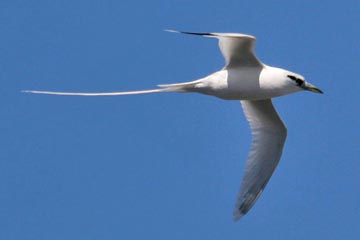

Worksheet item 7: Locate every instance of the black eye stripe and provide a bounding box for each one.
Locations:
[287,75,297,80]
[287,75,304,85]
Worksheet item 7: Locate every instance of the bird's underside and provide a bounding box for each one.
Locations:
[24,30,292,221]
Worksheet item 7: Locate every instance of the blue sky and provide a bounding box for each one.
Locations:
[1,0,359,239]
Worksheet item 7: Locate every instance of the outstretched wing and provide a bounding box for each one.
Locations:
[166,30,263,68]
[234,99,287,221]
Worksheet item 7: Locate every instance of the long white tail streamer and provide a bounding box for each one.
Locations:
[22,88,168,96]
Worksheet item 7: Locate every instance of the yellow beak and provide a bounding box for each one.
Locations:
[304,83,323,94]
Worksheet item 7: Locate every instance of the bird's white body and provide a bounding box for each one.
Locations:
[172,66,303,100]
[24,30,322,221]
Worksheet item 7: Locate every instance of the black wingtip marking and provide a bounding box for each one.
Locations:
[165,30,216,37]
[178,31,214,37]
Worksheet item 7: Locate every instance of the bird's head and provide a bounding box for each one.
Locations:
[286,74,323,94]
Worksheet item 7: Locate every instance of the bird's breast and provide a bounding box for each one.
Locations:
[192,68,276,100]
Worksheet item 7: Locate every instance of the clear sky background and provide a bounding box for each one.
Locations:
[1,0,359,239]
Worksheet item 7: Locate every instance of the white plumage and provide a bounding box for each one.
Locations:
[24,30,323,221]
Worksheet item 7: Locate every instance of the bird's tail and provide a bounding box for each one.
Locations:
[22,81,199,96]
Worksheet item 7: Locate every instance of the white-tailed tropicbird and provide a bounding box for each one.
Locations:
[24,30,323,221]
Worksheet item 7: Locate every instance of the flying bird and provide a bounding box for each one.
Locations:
[24,30,323,221]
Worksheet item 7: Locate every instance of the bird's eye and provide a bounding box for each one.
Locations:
[287,75,304,86]
[295,78,304,86]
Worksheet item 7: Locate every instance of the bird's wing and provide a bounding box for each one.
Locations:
[166,30,263,68]
[234,99,287,221]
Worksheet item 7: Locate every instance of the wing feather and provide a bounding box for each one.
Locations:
[167,30,263,68]
[234,99,287,221]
